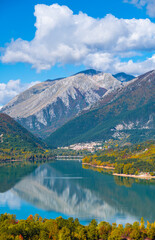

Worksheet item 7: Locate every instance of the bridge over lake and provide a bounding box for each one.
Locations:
[56,156,83,161]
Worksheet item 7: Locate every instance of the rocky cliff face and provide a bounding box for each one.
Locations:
[2,71,123,138]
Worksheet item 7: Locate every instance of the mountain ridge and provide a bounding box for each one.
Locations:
[45,70,155,147]
[1,70,123,138]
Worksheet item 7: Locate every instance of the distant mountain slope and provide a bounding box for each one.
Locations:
[73,69,101,76]
[0,113,45,150]
[1,70,123,138]
[45,70,155,147]
[113,72,135,82]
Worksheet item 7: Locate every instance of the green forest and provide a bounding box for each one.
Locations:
[0,147,55,164]
[0,214,155,240]
[0,114,56,163]
[83,141,155,176]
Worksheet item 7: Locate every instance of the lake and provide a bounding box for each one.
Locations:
[0,160,155,225]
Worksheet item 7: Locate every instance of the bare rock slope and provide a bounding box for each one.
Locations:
[2,70,123,138]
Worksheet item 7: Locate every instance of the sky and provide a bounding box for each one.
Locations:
[0,0,155,107]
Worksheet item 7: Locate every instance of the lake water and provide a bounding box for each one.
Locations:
[0,160,155,225]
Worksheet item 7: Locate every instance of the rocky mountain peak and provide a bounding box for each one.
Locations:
[1,71,123,138]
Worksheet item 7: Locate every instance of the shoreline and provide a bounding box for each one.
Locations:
[113,173,155,179]
[0,159,22,165]
[82,162,155,179]
[82,162,114,170]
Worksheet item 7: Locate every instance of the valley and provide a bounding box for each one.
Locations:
[1,0,155,238]
[0,69,154,177]
[0,68,154,238]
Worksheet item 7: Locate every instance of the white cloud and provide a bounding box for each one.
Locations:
[124,0,155,17]
[1,4,155,75]
[0,79,40,106]
[0,191,21,209]
[85,53,155,75]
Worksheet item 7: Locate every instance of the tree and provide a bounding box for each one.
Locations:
[87,220,99,240]
[129,228,142,240]
[140,217,145,230]
[98,221,112,240]
[108,224,124,240]
[146,223,155,240]
[124,223,132,238]
[74,226,87,240]
[58,227,71,240]
[44,219,59,239]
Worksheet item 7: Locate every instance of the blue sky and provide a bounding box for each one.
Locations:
[0,0,155,106]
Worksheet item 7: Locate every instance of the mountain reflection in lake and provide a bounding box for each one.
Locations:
[0,161,155,225]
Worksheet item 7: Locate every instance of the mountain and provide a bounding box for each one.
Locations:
[0,113,45,151]
[45,77,65,82]
[1,71,123,138]
[45,70,155,147]
[113,72,135,82]
[73,69,102,76]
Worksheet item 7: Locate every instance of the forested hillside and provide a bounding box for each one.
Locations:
[0,113,49,161]
[83,140,155,176]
